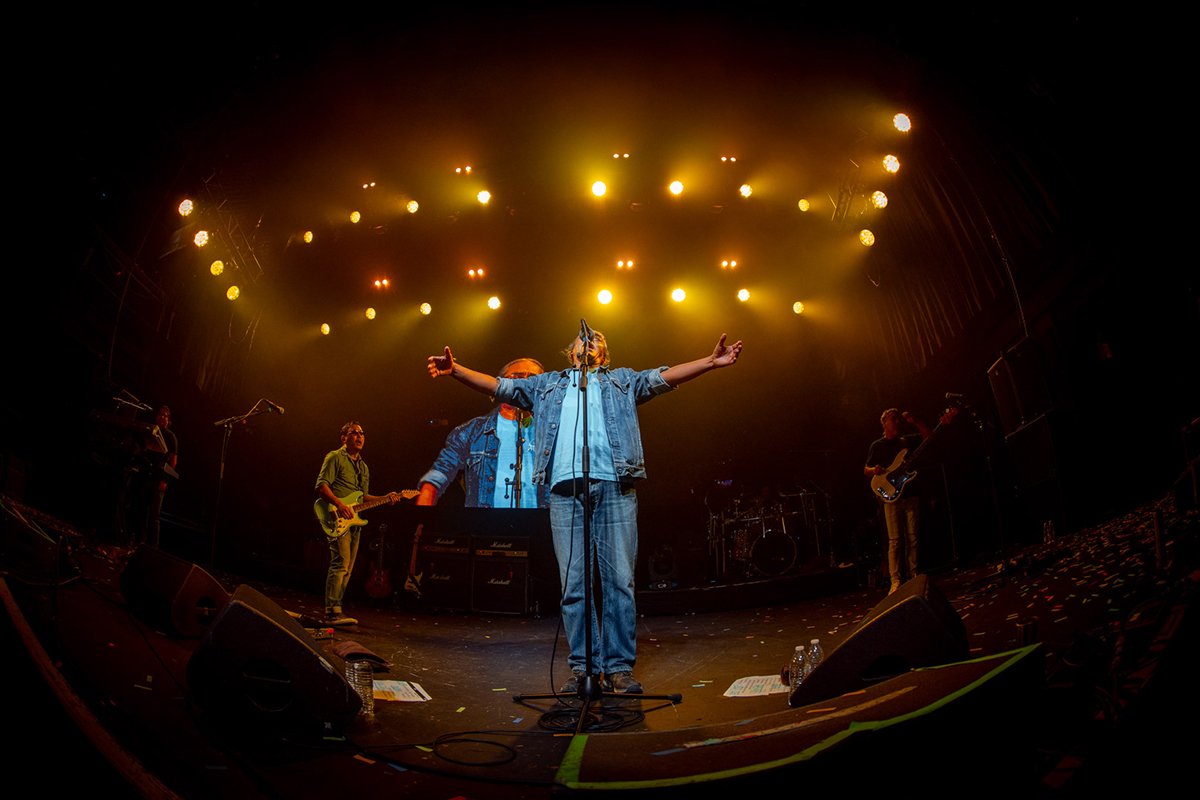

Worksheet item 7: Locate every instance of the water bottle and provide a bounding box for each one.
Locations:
[805,639,824,678]
[788,645,806,694]
[349,660,374,715]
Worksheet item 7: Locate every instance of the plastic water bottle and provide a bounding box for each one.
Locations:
[806,639,824,677]
[350,660,374,715]
[788,645,806,694]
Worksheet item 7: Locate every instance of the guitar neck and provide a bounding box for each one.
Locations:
[350,490,417,515]
[900,421,948,471]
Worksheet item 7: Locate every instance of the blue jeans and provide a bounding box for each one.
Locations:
[325,527,360,613]
[549,480,638,674]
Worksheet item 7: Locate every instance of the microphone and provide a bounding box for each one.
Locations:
[264,399,286,415]
[945,393,964,400]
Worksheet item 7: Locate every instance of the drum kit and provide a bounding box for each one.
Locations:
[706,480,832,580]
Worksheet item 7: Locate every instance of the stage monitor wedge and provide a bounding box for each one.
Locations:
[119,545,229,637]
[789,575,968,707]
[187,584,361,735]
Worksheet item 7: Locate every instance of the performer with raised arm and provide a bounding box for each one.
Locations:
[416,358,548,509]
[427,329,742,693]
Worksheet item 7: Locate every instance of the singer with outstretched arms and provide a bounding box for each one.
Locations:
[426,327,742,694]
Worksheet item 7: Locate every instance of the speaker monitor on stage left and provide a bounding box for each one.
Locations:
[187,584,361,735]
[119,545,230,637]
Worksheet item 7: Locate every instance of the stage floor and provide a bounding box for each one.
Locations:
[4,493,1197,798]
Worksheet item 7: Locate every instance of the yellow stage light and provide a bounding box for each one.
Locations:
[420,303,432,315]
[350,211,361,223]
[477,190,491,204]
[671,288,686,302]
[592,181,607,197]
[407,201,419,213]
[366,308,376,320]
[738,289,750,301]
[303,231,313,243]
[669,181,684,195]
[793,302,804,314]
[871,191,888,208]
[860,229,876,246]
[210,260,224,276]
[739,184,752,198]
[194,231,209,247]
[375,280,382,287]
[226,286,239,300]
[321,323,330,335]
[382,279,389,286]
[894,113,912,132]
[178,199,193,216]
[883,155,900,174]
[598,290,613,305]
[487,296,500,310]
[798,199,810,212]
[465,166,472,173]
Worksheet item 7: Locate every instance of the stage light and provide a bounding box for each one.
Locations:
[623,154,629,158]
[669,181,683,195]
[721,157,727,162]
[860,229,876,246]
[477,190,491,204]
[883,155,900,174]
[721,260,728,267]
[375,280,382,287]
[729,157,736,162]
[382,279,389,286]
[465,166,472,173]
[894,113,912,132]
[793,302,804,314]
[321,323,330,335]
[226,286,239,300]
[350,211,361,223]
[178,199,193,216]
[671,288,686,302]
[456,167,462,173]
[598,290,613,304]
[487,296,500,310]
[739,184,752,198]
[617,259,634,268]
[303,231,313,243]
[738,289,750,301]
[798,199,810,212]
[613,154,620,158]
[366,308,376,320]
[871,191,888,208]
[420,303,432,315]
[407,201,419,213]
[592,181,607,197]
[193,231,209,247]
[210,260,224,276]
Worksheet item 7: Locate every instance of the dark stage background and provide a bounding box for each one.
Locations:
[10,6,1193,581]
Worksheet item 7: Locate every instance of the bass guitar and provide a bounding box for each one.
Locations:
[314,489,418,540]
[870,408,956,503]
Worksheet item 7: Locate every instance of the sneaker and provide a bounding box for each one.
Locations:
[326,612,358,626]
[607,672,643,694]
[559,670,585,694]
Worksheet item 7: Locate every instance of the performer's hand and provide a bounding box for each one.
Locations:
[428,346,454,378]
[902,411,916,425]
[387,492,401,505]
[416,484,437,506]
[711,333,743,368]
[335,500,353,519]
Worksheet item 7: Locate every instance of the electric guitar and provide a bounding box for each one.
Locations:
[870,408,957,503]
[314,489,418,540]
[404,524,424,598]
[365,524,393,600]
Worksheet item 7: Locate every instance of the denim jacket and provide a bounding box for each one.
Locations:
[495,366,674,486]
[419,407,549,508]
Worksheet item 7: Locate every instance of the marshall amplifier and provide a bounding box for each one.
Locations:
[419,533,471,610]
[471,535,531,614]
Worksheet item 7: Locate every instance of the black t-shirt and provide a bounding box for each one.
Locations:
[866,435,923,498]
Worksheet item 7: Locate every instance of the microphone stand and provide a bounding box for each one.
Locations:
[208,399,278,568]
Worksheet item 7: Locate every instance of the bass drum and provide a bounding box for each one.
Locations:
[750,529,796,577]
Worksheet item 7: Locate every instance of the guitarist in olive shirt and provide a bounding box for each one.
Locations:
[865,408,932,595]
[315,422,400,626]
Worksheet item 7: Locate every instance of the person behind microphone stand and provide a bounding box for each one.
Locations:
[426,329,742,694]
[416,358,548,508]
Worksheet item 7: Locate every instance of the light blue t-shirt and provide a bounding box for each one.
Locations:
[491,414,540,508]
[550,370,618,487]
